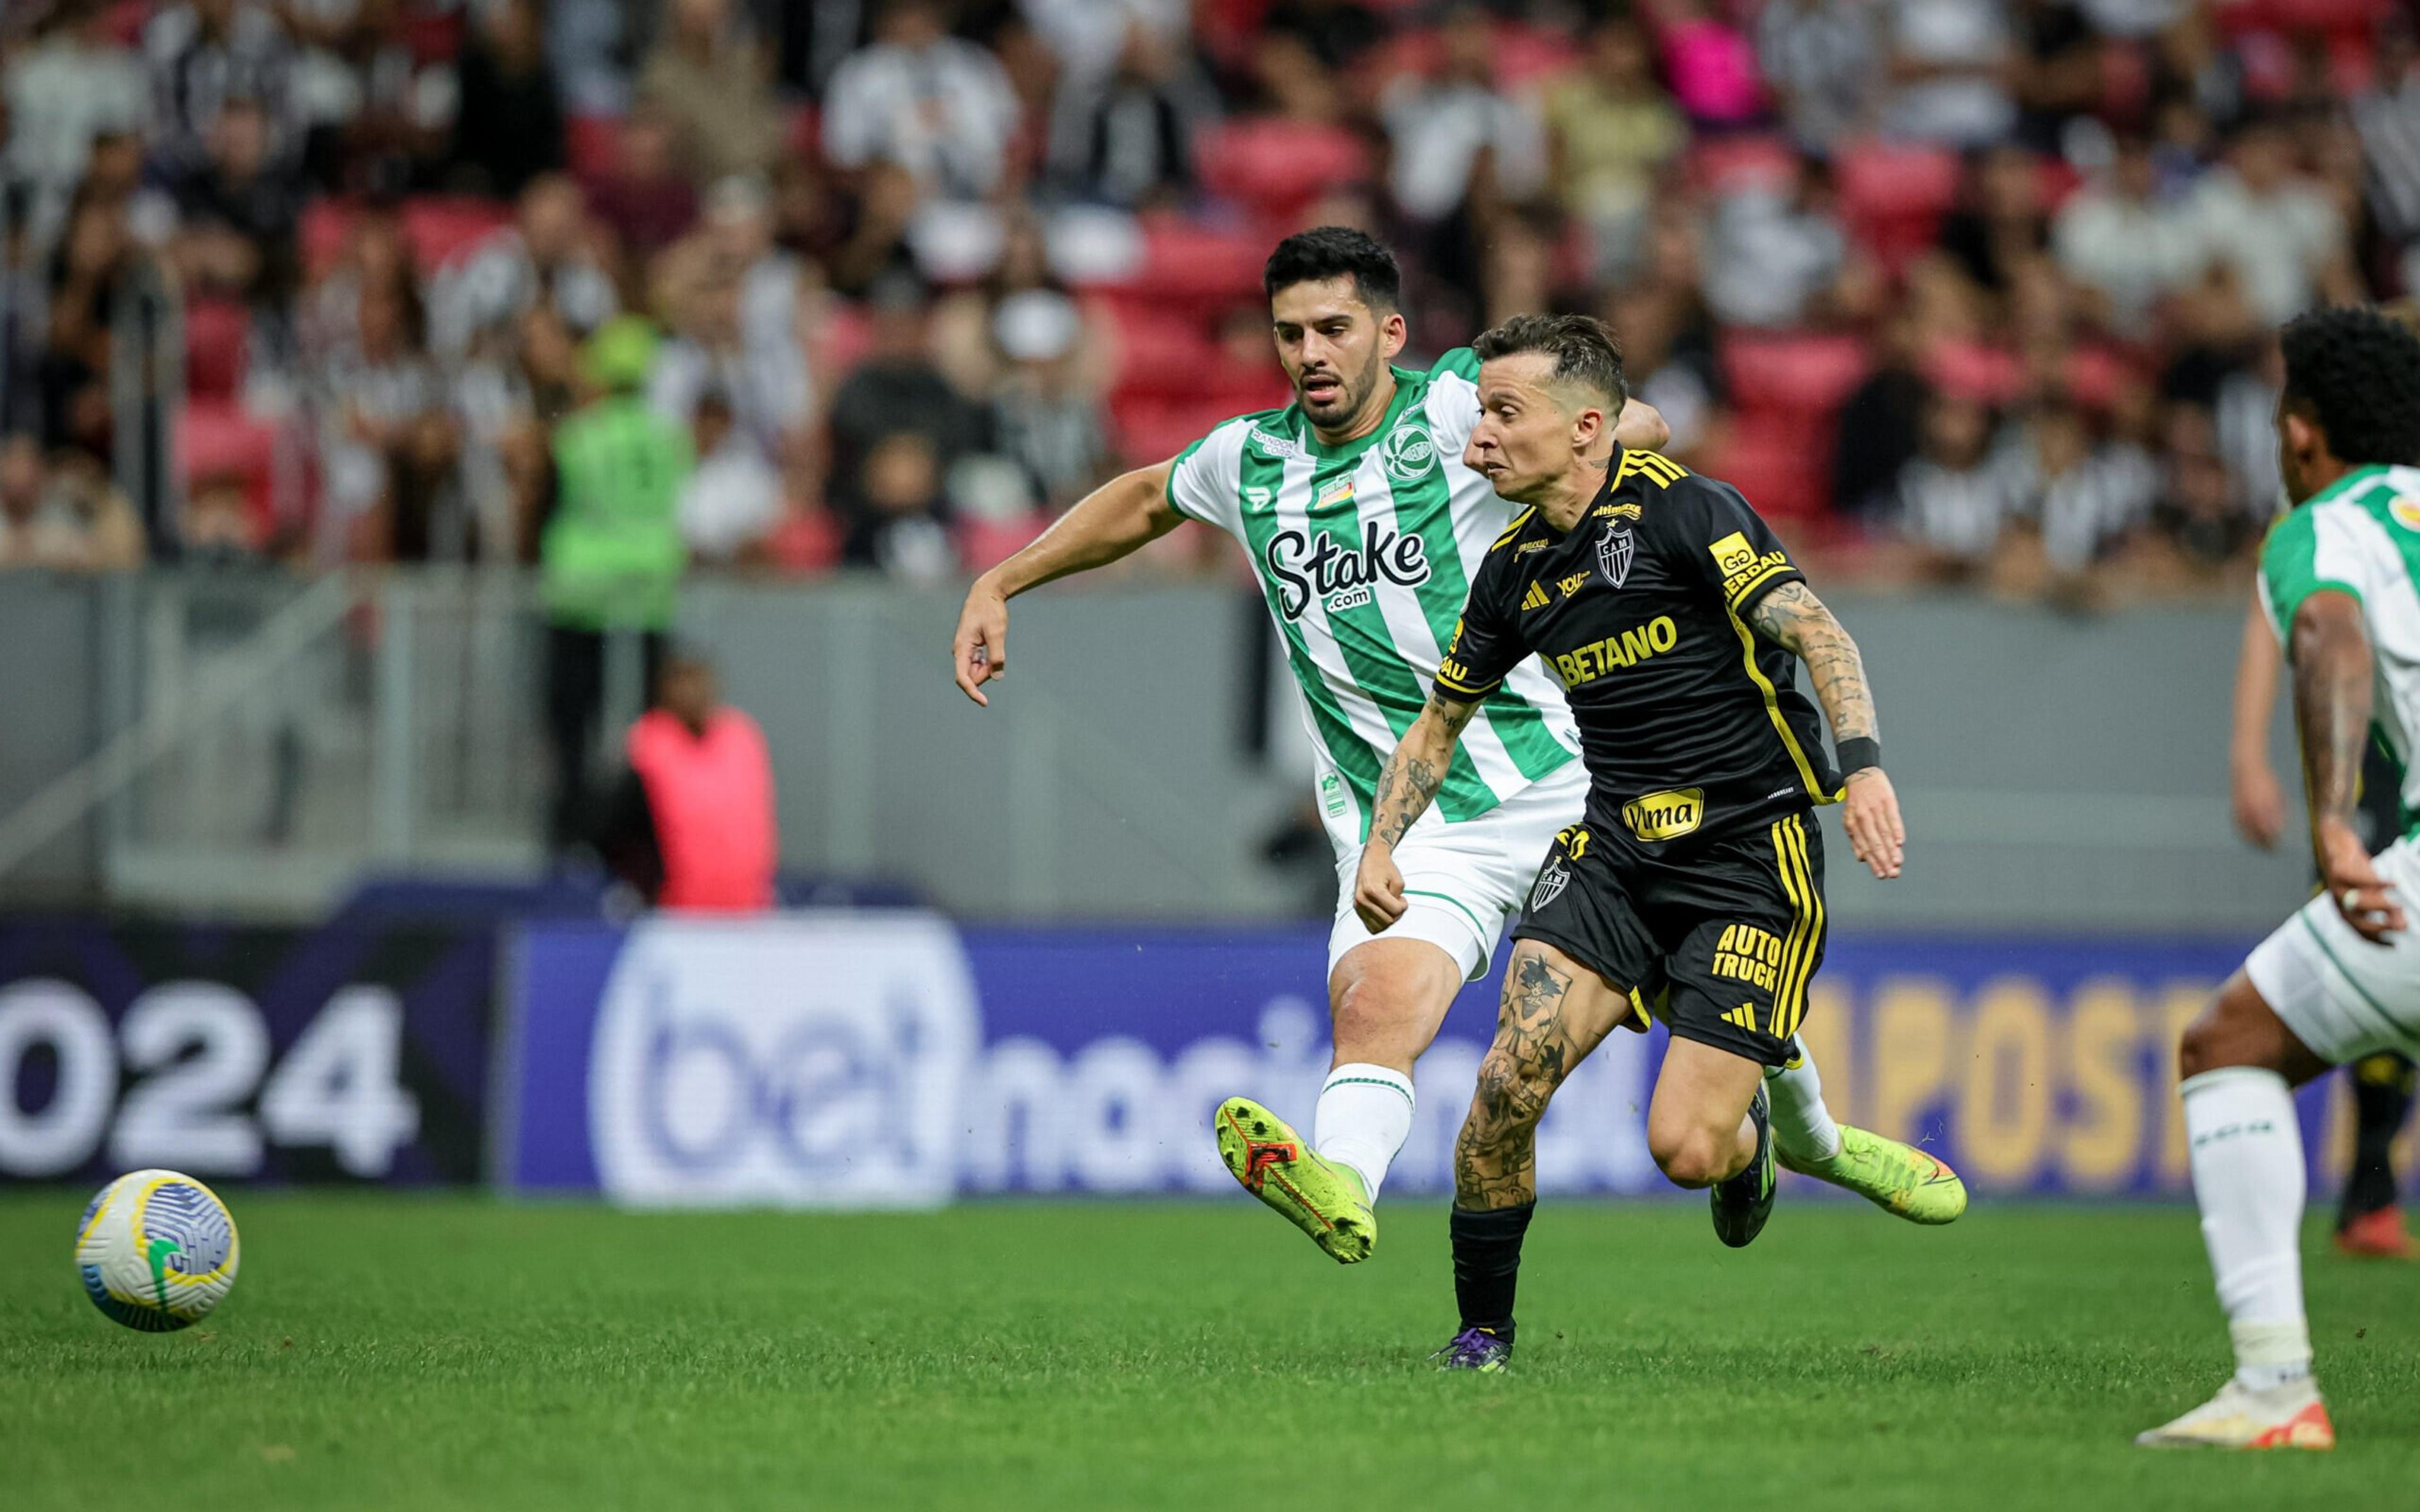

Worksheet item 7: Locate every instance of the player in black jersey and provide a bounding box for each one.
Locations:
[1354,314,1939,1371]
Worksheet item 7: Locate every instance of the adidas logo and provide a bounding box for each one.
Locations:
[1722,1003,1758,1031]
[1521,580,1551,611]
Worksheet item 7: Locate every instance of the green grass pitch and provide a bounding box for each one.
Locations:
[3,1192,2414,1509]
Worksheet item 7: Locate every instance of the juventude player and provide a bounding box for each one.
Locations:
[1349,314,1940,1370]
[951,229,1959,1268]
[2140,306,2420,1450]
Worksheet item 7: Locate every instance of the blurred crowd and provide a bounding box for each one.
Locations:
[1,0,2417,600]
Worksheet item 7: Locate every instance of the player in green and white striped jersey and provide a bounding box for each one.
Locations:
[2142,307,2420,1450]
[952,229,1893,1266]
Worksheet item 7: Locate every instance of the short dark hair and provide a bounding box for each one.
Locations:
[1472,312,1628,411]
[2280,305,2420,467]
[1263,227,1400,312]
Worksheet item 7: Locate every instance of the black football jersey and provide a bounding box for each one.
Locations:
[1434,450,1841,845]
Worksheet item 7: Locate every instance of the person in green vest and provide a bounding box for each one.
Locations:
[541,314,692,850]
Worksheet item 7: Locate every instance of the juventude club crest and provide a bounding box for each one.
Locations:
[1530,857,1571,911]
[1596,520,1635,588]
[1380,423,1438,483]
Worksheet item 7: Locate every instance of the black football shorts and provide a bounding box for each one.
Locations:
[1512,809,1826,1067]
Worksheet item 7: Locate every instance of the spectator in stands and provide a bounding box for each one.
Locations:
[931,212,1109,402]
[2351,16,2420,297]
[4,1,149,251]
[1894,389,2020,573]
[1023,0,1191,90]
[1700,154,1863,328]
[296,0,455,197]
[822,0,1022,203]
[430,173,617,362]
[638,0,784,186]
[987,289,1109,510]
[828,272,977,534]
[1934,143,2049,307]
[1546,16,1688,284]
[146,0,297,190]
[1606,277,1727,462]
[177,470,264,564]
[2011,0,2102,156]
[0,181,40,437]
[0,431,141,570]
[648,175,814,466]
[1833,314,1931,525]
[2054,129,2201,338]
[1381,7,1543,226]
[1999,394,2157,576]
[1879,0,2016,149]
[38,193,135,458]
[677,389,783,566]
[2187,114,2360,328]
[446,0,567,201]
[313,278,457,560]
[1757,0,1879,154]
[580,107,698,262]
[1050,21,1212,211]
[541,316,691,850]
[2140,399,2259,580]
[597,648,777,913]
[1263,0,1386,81]
[1655,0,1769,134]
[848,428,956,579]
[168,94,305,307]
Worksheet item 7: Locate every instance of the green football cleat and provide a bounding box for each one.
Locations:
[1782,1123,1968,1224]
[1214,1096,1376,1264]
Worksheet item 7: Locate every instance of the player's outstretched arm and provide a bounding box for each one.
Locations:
[1354,690,1482,929]
[2290,590,2403,941]
[1746,581,1904,880]
[952,459,1183,706]
[2228,588,2289,849]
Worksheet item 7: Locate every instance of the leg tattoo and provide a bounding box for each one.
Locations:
[1454,948,1579,1211]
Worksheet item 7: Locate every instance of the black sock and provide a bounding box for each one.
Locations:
[1450,1202,1536,1343]
[2339,1053,2416,1228]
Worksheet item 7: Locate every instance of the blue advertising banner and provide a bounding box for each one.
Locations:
[502,914,2400,1205]
[0,917,493,1184]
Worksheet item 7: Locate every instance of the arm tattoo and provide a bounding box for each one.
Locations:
[1453,948,1580,1210]
[2291,598,2373,830]
[1368,692,1477,849]
[1746,581,1878,743]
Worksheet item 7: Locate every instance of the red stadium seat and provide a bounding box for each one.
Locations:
[1836,140,1961,270]
[1690,135,1801,196]
[958,513,1049,574]
[300,197,362,280]
[1110,311,1219,400]
[1114,394,1265,465]
[1124,219,1266,314]
[1705,415,1830,521]
[1720,333,1871,420]
[183,299,252,402]
[1197,119,1374,222]
[176,401,282,542]
[1924,341,2025,405]
[400,196,514,273]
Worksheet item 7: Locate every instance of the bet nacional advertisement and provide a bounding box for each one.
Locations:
[0,917,493,1185]
[498,914,2407,1206]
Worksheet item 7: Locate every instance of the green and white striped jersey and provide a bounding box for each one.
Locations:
[2261,462,2420,822]
[1166,349,1579,840]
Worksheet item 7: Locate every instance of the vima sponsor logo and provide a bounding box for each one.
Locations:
[956,1000,1660,1195]
[587,917,979,1208]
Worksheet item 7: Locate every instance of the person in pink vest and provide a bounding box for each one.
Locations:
[604,649,778,912]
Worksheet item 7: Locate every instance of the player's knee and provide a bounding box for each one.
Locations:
[1471,1051,1550,1135]
[1649,1123,1734,1187]
[2177,978,2271,1080]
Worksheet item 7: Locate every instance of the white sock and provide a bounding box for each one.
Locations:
[1313,1063,1415,1203]
[1765,1036,1841,1162]
[2182,1067,2313,1391]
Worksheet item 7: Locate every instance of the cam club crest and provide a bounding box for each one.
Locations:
[1530,857,1570,912]
[1596,520,1635,588]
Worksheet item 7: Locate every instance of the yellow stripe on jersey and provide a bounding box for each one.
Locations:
[1490,507,1537,553]
[1768,816,1823,1042]
[1617,450,1687,488]
[1725,607,1839,806]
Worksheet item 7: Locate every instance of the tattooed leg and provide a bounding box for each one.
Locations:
[1452,941,1639,1211]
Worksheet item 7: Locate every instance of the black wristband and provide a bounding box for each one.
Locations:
[1836,736,1882,775]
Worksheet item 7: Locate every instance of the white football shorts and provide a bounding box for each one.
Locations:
[1323,759,1589,983]
[2245,833,2420,1064]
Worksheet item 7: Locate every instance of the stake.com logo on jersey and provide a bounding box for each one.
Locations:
[1264,522,1432,619]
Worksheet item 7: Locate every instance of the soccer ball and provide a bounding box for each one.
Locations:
[74,1169,241,1331]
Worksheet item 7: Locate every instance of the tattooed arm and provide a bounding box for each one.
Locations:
[1352,690,1482,930]
[1745,581,1904,880]
[2291,590,2404,941]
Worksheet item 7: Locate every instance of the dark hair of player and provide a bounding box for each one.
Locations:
[1472,312,1630,411]
[2279,305,2420,467]
[1262,227,1401,313]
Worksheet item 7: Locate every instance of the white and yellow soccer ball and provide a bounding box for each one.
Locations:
[74,1170,240,1331]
